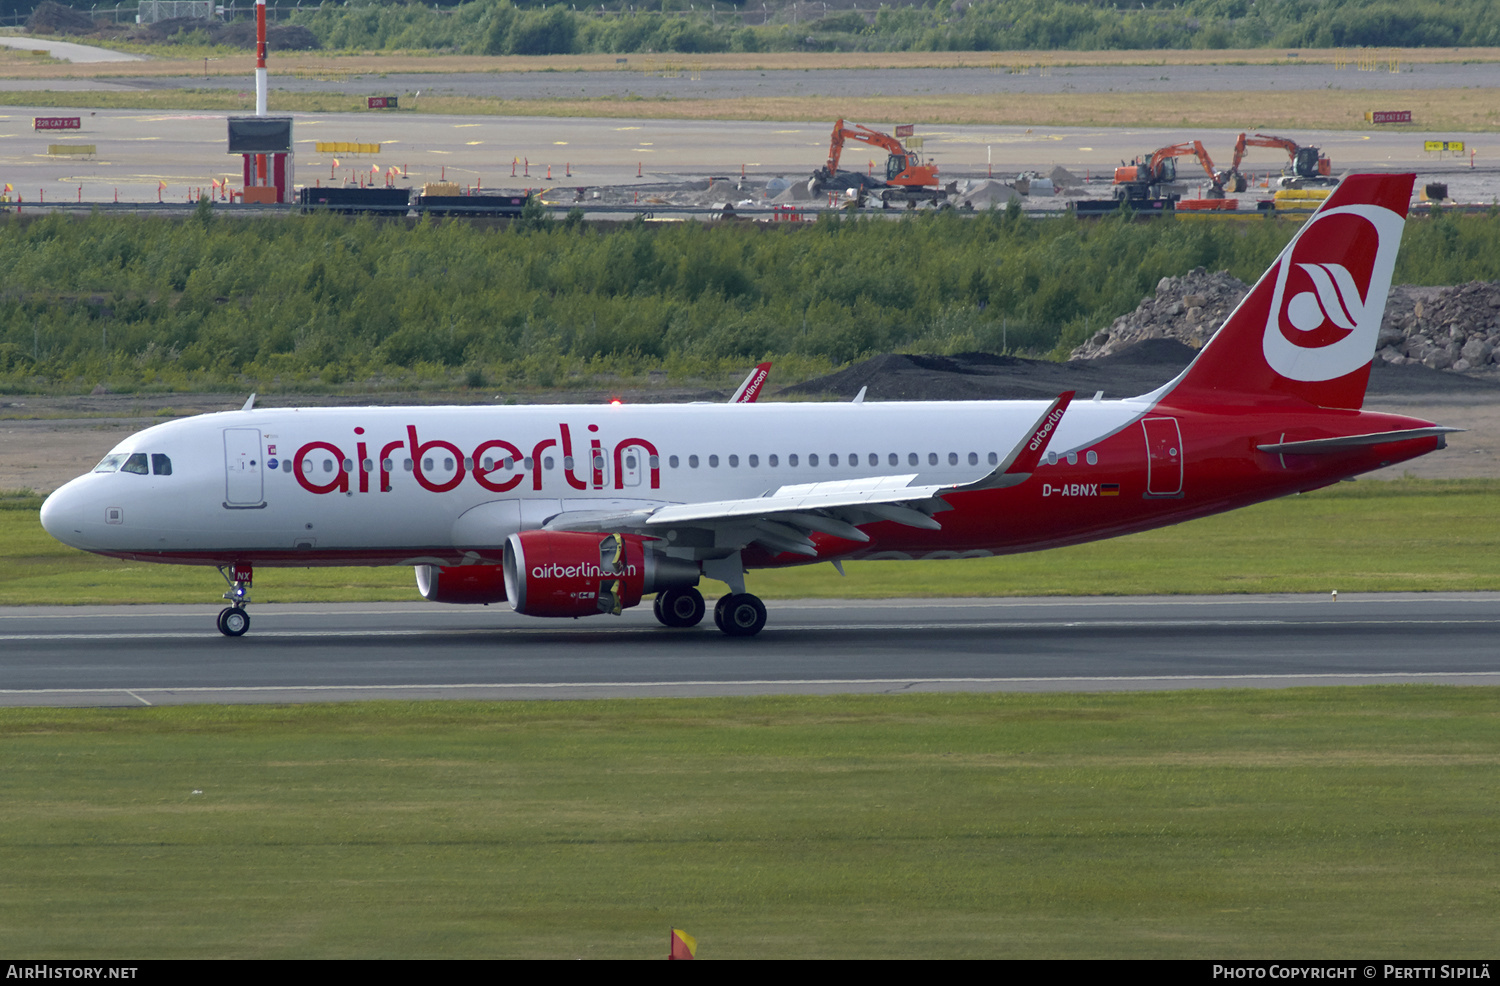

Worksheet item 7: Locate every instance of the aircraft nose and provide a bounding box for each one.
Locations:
[39,479,92,549]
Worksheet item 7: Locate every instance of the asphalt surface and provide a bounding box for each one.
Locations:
[0,36,144,63]
[1,105,1494,204]
[2,594,1496,706]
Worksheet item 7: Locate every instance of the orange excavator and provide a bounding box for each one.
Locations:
[812,119,951,207]
[1222,132,1334,190]
[1113,140,1221,203]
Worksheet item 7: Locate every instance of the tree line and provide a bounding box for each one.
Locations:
[1,205,1497,394]
[269,0,1500,56]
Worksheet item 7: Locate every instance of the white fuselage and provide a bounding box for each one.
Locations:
[41,399,1149,565]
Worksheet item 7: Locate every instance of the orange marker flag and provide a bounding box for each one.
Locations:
[332,158,340,168]
[371,163,380,174]
[668,928,696,960]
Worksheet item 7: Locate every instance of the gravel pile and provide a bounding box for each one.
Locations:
[1070,268,1250,359]
[1071,270,1500,376]
[1378,282,1500,372]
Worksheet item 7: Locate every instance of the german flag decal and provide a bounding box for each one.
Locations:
[1100,483,1121,496]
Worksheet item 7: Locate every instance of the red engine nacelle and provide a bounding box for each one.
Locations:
[415,563,508,604]
[502,530,696,618]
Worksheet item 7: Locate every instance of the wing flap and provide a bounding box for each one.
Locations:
[646,480,946,527]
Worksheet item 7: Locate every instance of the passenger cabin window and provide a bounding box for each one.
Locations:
[121,453,149,475]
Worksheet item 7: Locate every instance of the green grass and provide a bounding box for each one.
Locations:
[1,690,1496,958]
[6,478,1500,605]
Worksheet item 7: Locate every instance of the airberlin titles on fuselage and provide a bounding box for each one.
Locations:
[289,422,661,496]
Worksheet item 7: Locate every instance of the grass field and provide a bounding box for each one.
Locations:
[5,47,1499,79]
[1,689,1496,958]
[2,46,1498,131]
[4,478,1499,606]
[3,85,1496,132]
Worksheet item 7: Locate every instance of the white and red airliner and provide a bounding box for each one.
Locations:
[41,174,1456,637]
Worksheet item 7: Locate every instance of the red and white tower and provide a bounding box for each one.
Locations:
[255,0,267,118]
[226,1,293,204]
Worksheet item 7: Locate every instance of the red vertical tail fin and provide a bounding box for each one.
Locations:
[1155,173,1413,411]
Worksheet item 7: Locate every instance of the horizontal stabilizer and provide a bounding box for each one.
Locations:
[1257,427,1462,455]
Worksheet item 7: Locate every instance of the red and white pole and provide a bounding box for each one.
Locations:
[254,0,268,187]
[255,0,267,118]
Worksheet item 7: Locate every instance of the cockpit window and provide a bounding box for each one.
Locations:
[121,453,149,475]
[93,454,126,473]
[152,453,172,476]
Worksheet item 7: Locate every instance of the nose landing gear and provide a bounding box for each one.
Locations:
[216,562,253,637]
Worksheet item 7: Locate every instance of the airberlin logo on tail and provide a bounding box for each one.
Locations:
[1263,203,1405,382]
[1285,262,1369,341]
[1028,405,1066,451]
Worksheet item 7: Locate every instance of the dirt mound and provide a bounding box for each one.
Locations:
[27,1,95,34]
[782,334,1500,403]
[128,17,320,50]
[780,344,1198,402]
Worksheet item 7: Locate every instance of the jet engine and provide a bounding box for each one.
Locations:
[502,530,697,618]
[415,563,508,604]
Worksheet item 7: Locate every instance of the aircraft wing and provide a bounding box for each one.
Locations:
[546,392,1074,558]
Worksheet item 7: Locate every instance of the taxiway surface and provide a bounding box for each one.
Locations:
[1,106,1494,203]
[3,594,1496,707]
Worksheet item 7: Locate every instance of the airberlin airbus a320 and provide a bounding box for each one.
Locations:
[42,174,1457,637]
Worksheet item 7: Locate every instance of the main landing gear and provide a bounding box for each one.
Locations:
[651,586,767,636]
[216,562,253,637]
[714,592,767,637]
[653,586,706,628]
